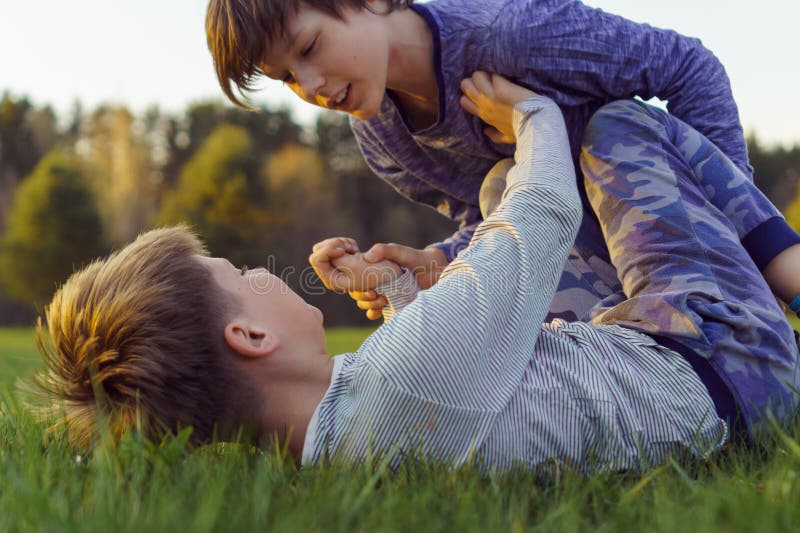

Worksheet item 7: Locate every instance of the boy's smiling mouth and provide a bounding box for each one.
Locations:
[330,83,352,110]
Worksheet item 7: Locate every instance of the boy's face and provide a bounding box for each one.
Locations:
[198,255,327,357]
[260,2,390,120]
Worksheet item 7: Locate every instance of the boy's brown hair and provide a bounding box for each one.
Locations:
[206,0,412,108]
[32,226,249,449]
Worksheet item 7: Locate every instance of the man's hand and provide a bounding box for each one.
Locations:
[459,71,537,144]
[349,243,449,321]
[309,237,401,293]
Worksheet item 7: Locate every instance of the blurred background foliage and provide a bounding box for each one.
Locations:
[0,90,798,326]
[0,92,456,326]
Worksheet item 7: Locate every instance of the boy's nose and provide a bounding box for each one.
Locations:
[293,67,325,104]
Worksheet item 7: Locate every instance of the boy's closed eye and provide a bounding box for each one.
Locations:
[281,36,318,84]
[301,36,317,57]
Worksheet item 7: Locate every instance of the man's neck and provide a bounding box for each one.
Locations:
[258,352,335,461]
[385,7,438,111]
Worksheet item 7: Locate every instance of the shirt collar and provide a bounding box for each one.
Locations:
[301,354,346,466]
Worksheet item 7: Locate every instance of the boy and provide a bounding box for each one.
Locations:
[35,79,796,471]
[205,0,800,323]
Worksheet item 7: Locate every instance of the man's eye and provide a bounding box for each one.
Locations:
[240,265,249,275]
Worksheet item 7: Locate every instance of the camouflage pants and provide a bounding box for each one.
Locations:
[561,99,799,429]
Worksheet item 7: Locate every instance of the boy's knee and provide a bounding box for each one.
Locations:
[580,100,672,187]
[480,158,513,218]
[582,100,661,148]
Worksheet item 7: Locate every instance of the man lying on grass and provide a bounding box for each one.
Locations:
[34,75,799,473]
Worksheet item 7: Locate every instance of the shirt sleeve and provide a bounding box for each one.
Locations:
[358,96,582,413]
[492,0,752,176]
[375,268,421,322]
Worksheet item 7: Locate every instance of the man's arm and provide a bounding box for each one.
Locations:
[360,93,582,411]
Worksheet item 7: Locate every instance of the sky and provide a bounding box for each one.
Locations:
[1,0,798,146]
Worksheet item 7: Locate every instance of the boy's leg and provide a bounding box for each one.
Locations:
[547,241,621,322]
[580,100,799,430]
[482,158,622,323]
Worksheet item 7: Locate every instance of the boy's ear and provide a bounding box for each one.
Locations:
[223,323,280,357]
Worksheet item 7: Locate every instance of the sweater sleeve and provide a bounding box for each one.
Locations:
[492,0,752,176]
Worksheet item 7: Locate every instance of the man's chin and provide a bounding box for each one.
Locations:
[308,304,324,325]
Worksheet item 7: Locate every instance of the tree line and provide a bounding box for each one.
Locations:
[0,93,457,326]
[1,92,799,326]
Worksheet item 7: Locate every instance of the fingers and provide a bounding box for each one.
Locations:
[349,289,386,321]
[350,289,387,309]
[308,245,347,267]
[364,242,417,267]
[488,73,537,106]
[459,94,479,116]
[484,126,514,144]
[489,72,512,92]
[460,71,494,101]
[309,244,351,290]
[312,237,359,254]
[471,71,494,99]
[365,309,383,321]
[309,237,361,290]
[356,296,387,311]
[349,289,377,300]
[459,77,479,102]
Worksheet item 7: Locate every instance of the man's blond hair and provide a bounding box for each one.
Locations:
[32,226,248,448]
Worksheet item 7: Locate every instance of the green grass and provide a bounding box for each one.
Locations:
[0,327,43,394]
[1,324,800,531]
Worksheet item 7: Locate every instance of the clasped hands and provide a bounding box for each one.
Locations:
[309,238,447,321]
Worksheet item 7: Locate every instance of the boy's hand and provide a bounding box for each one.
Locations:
[459,71,537,144]
[363,243,448,291]
[309,237,402,293]
[352,243,448,321]
[309,237,359,291]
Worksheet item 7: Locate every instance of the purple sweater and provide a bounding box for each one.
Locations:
[349,0,757,262]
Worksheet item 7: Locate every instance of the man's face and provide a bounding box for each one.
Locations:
[198,256,326,355]
[260,3,390,120]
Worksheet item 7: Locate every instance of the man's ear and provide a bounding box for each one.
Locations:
[223,322,281,357]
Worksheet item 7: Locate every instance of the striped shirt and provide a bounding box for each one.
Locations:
[303,97,727,472]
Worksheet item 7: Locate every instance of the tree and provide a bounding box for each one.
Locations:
[159,124,269,266]
[81,105,158,245]
[162,101,301,189]
[0,93,60,232]
[748,134,800,211]
[0,151,105,309]
[784,180,800,231]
